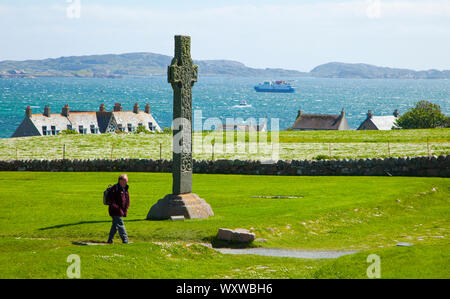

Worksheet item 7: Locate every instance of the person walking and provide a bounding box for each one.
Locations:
[107,174,130,244]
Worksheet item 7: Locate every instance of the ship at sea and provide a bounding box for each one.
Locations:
[254,80,295,93]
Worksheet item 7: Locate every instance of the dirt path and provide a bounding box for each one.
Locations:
[213,248,357,259]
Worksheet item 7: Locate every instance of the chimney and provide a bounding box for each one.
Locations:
[393,109,399,117]
[62,104,70,117]
[341,108,345,116]
[44,105,51,117]
[25,106,32,118]
[113,103,122,112]
[145,104,151,114]
[99,103,106,112]
[367,110,373,119]
[133,103,139,114]
[297,110,302,119]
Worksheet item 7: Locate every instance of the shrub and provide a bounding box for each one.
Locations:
[134,125,151,134]
[59,129,78,135]
[395,100,449,129]
[162,127,172,134]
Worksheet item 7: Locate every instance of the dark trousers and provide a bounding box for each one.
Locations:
[108,216,128,243]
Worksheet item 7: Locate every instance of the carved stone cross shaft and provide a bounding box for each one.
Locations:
[147,35,213,220]
[168,35,198,195]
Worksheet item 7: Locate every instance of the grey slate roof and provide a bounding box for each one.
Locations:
[68,112,99,133]
[357,111,399,130]
[371,116,398,130]
[112,111,161,132]
[25,113,71,136]
[12,116,42,137]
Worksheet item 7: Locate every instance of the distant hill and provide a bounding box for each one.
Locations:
[195,60,307,77]
[310,62,450,79]
[0,52,307,78]
[0,53,448,79]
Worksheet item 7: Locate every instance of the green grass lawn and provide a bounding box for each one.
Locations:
[0,172,448,278]
[1,128,449,160]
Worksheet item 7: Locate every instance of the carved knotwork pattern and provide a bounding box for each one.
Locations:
[181,41,190,62]
[169,64,197,87]
[181,131,192,153]
[181,153,192,173]
[181,88,192,118]
[168,37,198,122]
[181,65,194,87]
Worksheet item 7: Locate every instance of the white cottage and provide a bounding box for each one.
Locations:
[12,103,161,137]
[357,110,400,130]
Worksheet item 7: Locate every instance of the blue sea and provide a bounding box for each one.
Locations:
[0,77,449,138]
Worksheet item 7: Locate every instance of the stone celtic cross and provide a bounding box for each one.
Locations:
[168,35,198,195]
[147,35,213,220]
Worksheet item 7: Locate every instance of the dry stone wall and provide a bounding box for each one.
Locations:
[0,155,448,177]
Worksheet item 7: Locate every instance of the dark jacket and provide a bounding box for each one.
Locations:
[108,183,130,217]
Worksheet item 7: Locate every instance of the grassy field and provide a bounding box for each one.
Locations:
[0,128,449,161]
[0,172,448,278]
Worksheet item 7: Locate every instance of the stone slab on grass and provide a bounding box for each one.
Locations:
[217,228,256,243]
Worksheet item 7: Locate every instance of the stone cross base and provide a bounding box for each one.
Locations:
[147,193,214,220]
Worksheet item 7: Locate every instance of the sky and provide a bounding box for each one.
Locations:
[1,0,450,72]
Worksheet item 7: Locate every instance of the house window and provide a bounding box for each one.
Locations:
[90,125,99,134]
[148,122,153,131]
[51,126,56,135]
[67,124,72,130]
[79,125,84,134]
[42,126,47,136]
[127,123,132,132]
[138,123,143,127]
[117,124,123,132]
